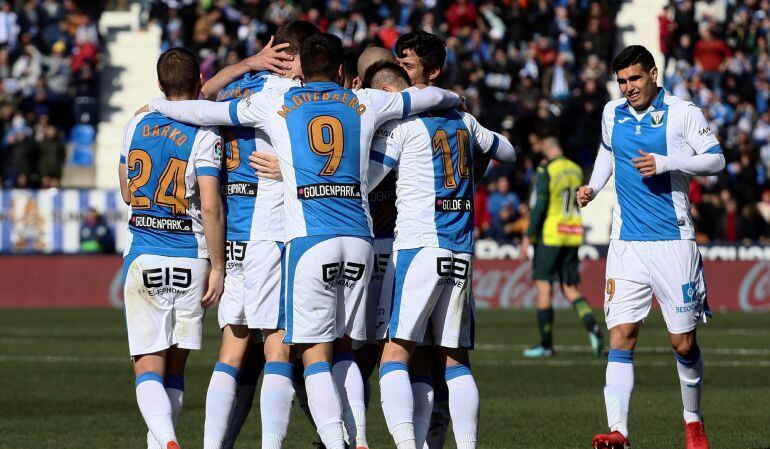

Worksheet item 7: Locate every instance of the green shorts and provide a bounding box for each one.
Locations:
[532,243,580,285]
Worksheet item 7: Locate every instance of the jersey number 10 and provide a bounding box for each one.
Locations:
[127,149,189,215]
[433,128,471,189]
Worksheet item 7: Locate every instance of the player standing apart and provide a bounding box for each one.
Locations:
[147,33,463,449]
[118,48,225,449]
[580,46,724,449]
[520,137,604,357]
[366,61,517,449]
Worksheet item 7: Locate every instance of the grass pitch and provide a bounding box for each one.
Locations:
[0,308,768,449]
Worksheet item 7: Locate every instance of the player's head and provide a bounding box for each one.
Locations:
[342,47,358,89]
[363,60,410,92]
[395,31,446,86]
[612,45,658,111]
[540,136,563,160]
[353,46,396,89]
[156,47,201,100]
[274,20,320,80]
[300,33,344,83]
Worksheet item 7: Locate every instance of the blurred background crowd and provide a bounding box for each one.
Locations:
[1,0,768,244]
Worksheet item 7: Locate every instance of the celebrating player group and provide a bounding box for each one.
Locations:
[119,19,724,449]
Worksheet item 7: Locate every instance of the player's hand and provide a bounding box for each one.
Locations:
[632,150,657,177]
[249,151,282,180]
[519,236,530,260]
[577,185,594,208]
[242,36,293,76]
[201,267,224,309]
[135,104,149,115]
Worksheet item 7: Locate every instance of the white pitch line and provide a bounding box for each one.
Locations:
[474,359,770,368]
[475,343,770,356]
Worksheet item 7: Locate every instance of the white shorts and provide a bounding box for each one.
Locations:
[283,235,373,344]
[604,240,708,334]
[218,240,285,330]
[384,247,475,349]
[363,238,394,344]
[123,254,209,356]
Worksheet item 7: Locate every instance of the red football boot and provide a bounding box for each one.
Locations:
[593,430,631,449]
[167,442,181,449]
[685,421,710,449]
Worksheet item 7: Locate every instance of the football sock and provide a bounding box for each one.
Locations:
[135,372,177,447]
[604,350,634,438]
[164,375,185,427]
[222,358,261,449]
[426,379,450,449]
[293,364,316,428]
[332,353,368,448]
[411,375,434,449]
[572,297,600,333]
[203,362,240,449]
[446,365,479,449]
[379,361,416,449]
[261,362,295,449]
[537,307,554,348]
[363,377,372,410]
[675,346,704,423]
[305,362,346,449]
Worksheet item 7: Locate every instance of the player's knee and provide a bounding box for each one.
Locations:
[264,338,291,363]
[608,324,639,350]
[381,339,412,363]
[670,333,698,357]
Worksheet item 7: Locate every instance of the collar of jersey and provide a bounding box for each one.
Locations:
[304,81,341,89]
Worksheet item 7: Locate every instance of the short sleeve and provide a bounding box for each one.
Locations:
[194,127,223,178]
[370,120,404,168]
[681,103,722,155]
[461,112,498,154]
[120,113,145,165]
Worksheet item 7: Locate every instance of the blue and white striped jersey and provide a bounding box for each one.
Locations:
[370,108,510,254]
[600,89,722,241]
[216,72,300,242]
[120,112,221,258]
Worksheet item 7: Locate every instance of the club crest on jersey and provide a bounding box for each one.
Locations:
[650,110,665,127]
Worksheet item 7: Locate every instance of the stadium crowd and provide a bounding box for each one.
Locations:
[0,0,103,188]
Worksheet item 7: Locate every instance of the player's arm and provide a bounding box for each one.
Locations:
[248,151,282,181]
[149,90,269,129]
[196,131,225,308]
[520,167,549,259]
[200,37,292,100]
[368,122,403,191]
[118,117,137,205]
[365,87,461,126]
[578,104,615,207]
[464,112,517,163]
[635,104,725,177]
[118,160,130,205]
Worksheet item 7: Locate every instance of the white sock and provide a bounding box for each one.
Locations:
[379,362,416,449]
[605,350,634,438]
[411,376,434,449]
[332,353,368,448]
[203,362,240,449]
[305,362,346,449]
[261,362,296,449]
[675,346,704,423]
[135,372,176,447]
[445,365,479,449]
[165,375,185,427]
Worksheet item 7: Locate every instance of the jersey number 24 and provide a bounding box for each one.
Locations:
[127,149,189,215]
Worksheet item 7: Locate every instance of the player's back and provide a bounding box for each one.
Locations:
[542,157,583,246]
[390,109,475,253]
[122,111,219,259]
[217,72,295,242]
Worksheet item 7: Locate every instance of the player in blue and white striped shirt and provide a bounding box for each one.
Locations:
[579,46,724,449]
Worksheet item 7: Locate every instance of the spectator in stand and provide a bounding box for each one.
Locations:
[35,114,65,188]
[694,27,731,91]
[487,203,518,243]
[487,176,521,227]
[79,207,115,253]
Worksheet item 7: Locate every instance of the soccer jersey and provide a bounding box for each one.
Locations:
[371,109,504,254]
[217,72,300,242]
[228,82,413,240]
[120,111,221,259]
[601,89,722,241]
[527,157,584,247]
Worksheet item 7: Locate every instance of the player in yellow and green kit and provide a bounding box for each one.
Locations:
[520,137,603,357]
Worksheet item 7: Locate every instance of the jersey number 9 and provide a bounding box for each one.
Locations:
[308,115,344,176]
[128,149,189,215]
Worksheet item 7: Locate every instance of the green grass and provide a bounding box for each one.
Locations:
[0,308,769,448]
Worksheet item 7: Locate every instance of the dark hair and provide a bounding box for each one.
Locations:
[343,47,358,82]
[362,60,410,89]
[395,31,446,74]
[156,47,200,97]
[300,33,343,80]
[611,45,656,73]
[274,20,320,55]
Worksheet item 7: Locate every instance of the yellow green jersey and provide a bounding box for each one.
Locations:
[526,156,584,247]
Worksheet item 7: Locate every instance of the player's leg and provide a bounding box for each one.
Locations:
[164,347,190,428]
[380,338,418,449]
[286,236,348,449]
[261,329,295,449]
[124,254,181,449]
[409,346,435,449]
[525,242,557,357]
[436,348,478,449]
[222,337,265,449]
[649,240,709,448]
[560,245,604,355]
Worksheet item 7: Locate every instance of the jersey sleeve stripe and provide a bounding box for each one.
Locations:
[229,100,241,126]
[119,154,126,164]
[196,167,220,177]
[370,150,397,168]
[489,134,500,155]
[601,140,612,151]
[401,91,411,119]
[703,144,722,154]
